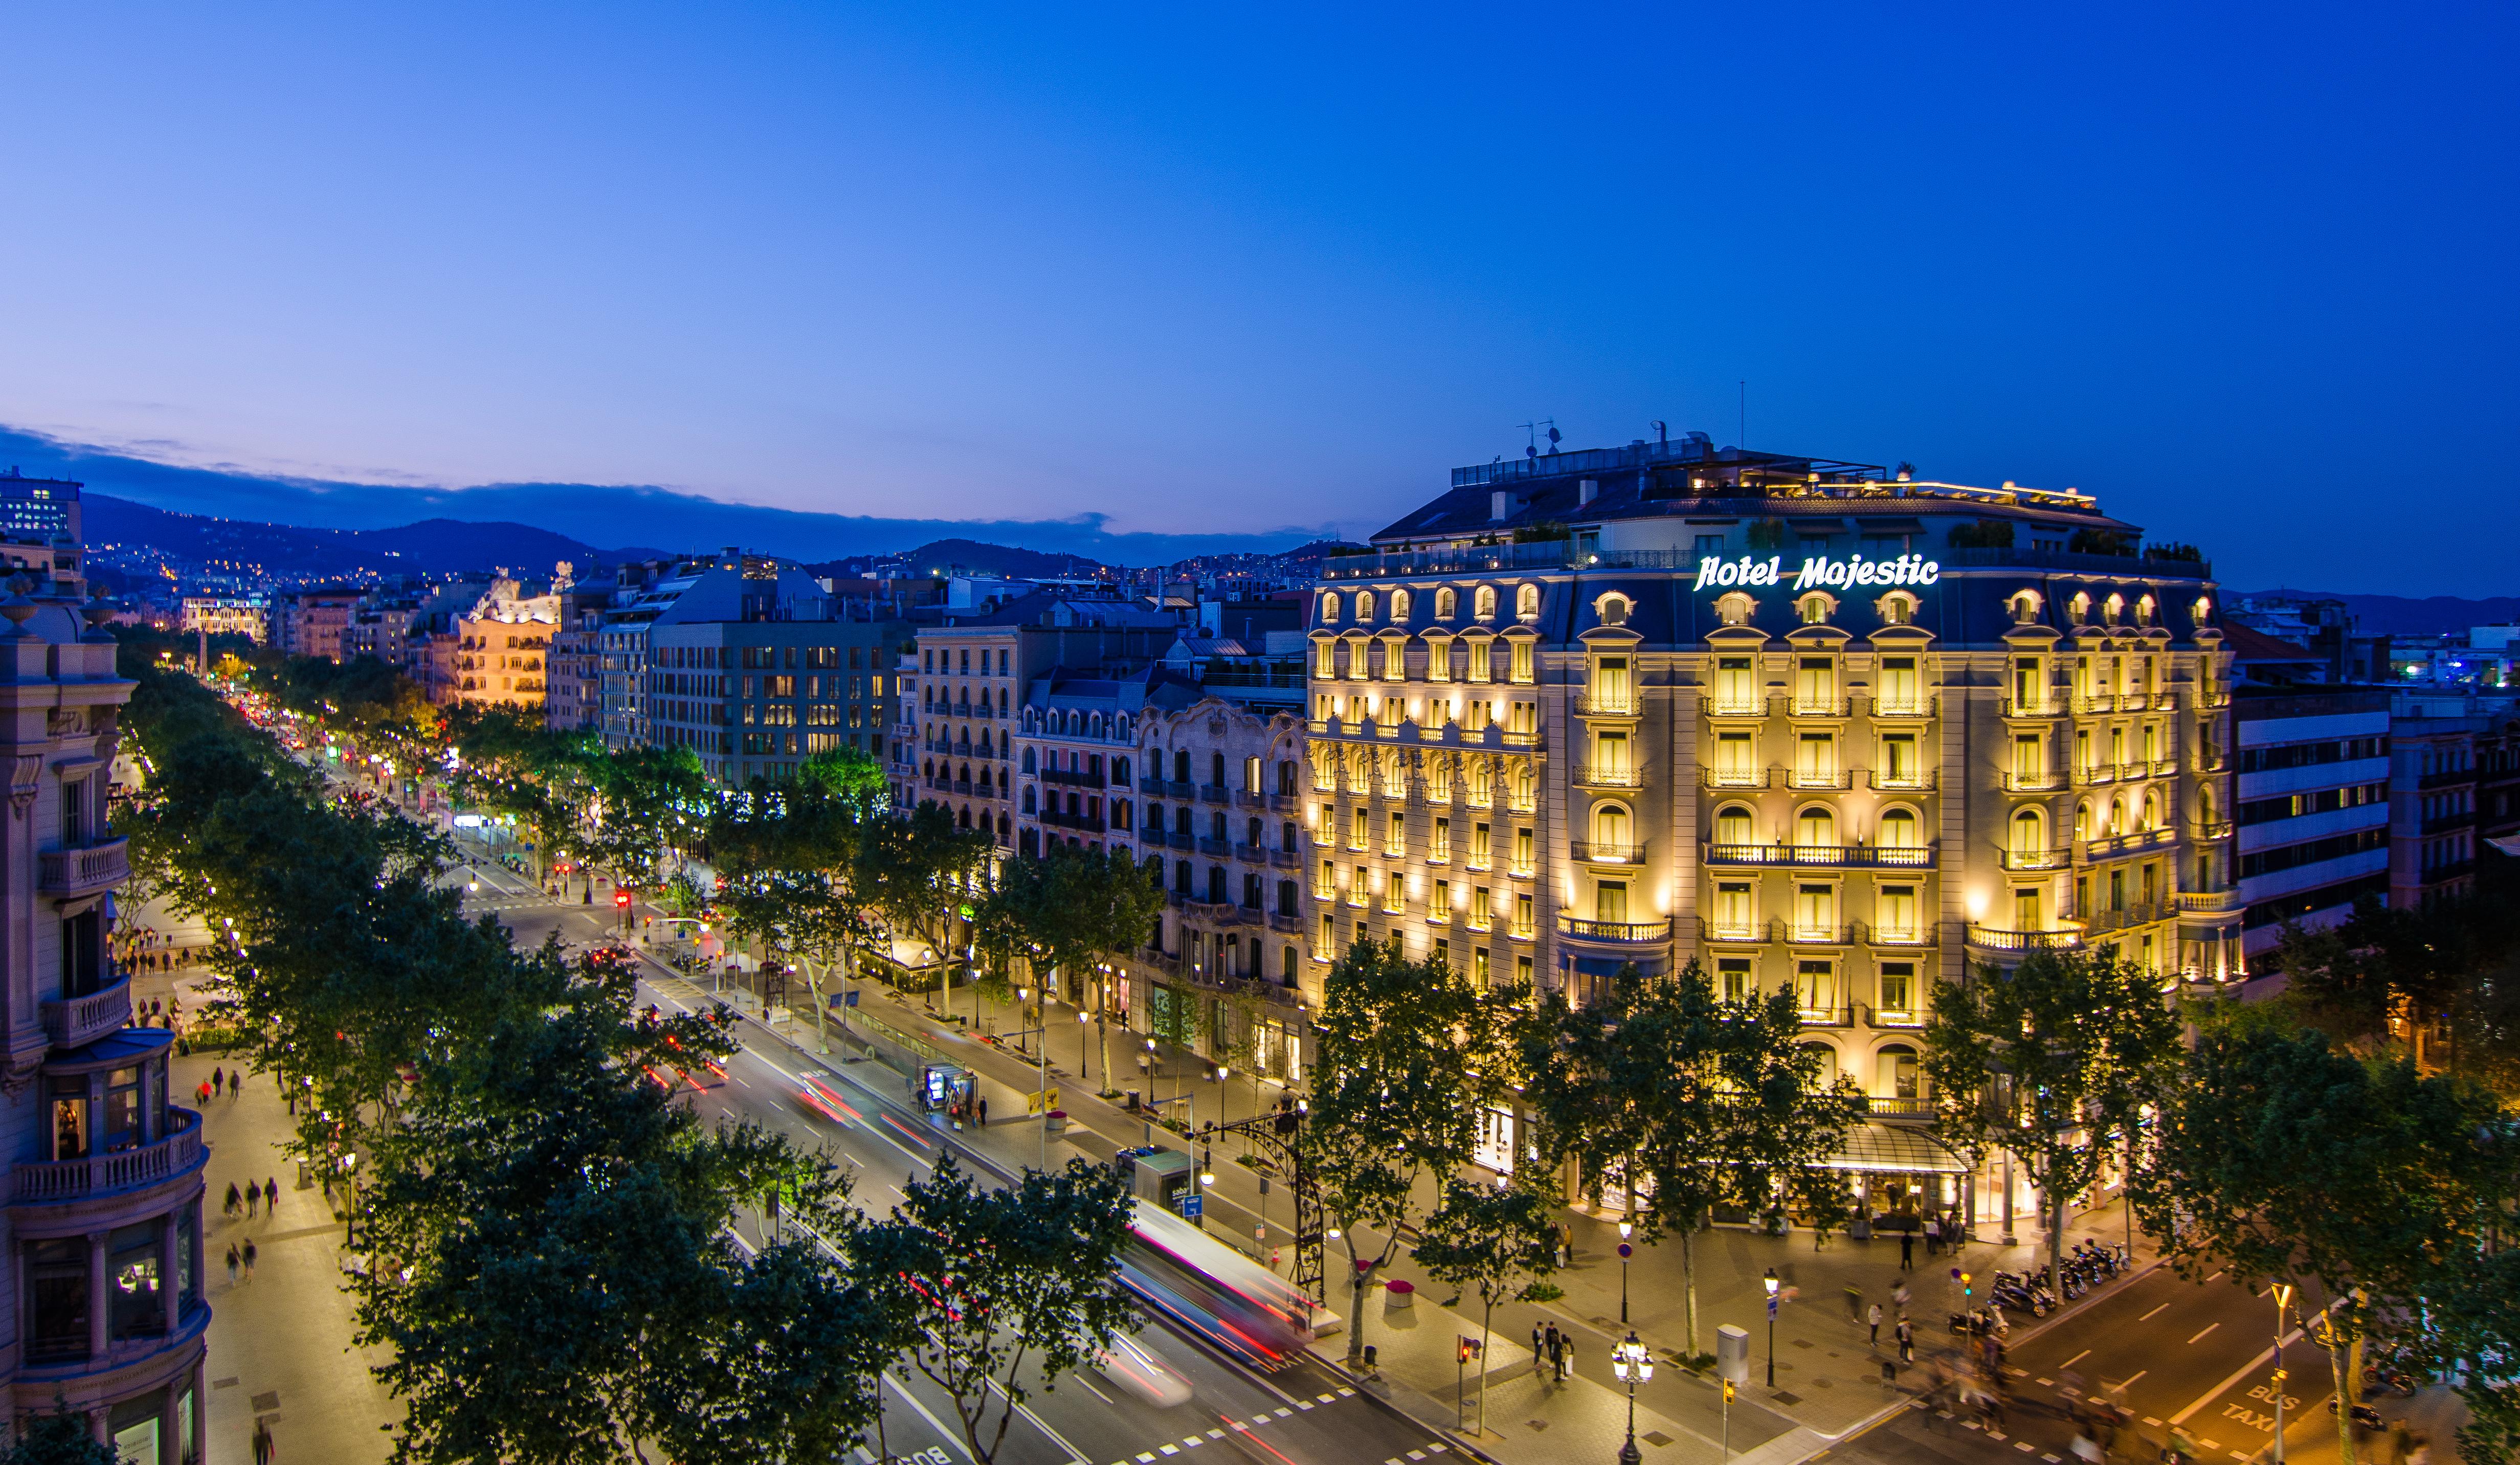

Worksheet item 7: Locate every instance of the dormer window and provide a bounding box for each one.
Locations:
[1352,590,1375,622]
[1799,594,1832,626]
[1435,588,1459,620]
[1391,589,1412,622]
[1596,593,1631,626]
[1878,593,1916,625]
[1514,584,1541,622]
[1474,586,1498,621]
[1319,591,1339,625]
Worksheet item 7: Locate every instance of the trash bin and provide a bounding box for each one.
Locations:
[1125,1089,1142,1112]
[1386,1278,1415,1311]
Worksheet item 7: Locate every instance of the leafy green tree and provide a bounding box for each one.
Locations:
[848,1152,1136,1465]
[1518,960,1858,1355]
[1300,937,1512,1365]
[976,845,1167,1007]
[1925,946,2182,1301]
[0,1402,118,1465]
[1411,1178,1560,1434]
[855,800,992,968]
[588,746,710,891]
[2131,1022,2520,1465]
[355,997,881,1465]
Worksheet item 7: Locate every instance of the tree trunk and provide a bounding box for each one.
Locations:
[1682,1224,1701,1358]
[2047,1186,2066,1305]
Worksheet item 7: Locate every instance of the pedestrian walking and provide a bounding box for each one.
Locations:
[225,1244,240,1287]
[1868,1302,1883,1347]
[1899,1229,1915,1269]
[197,1079,213,1106]
[253,1417,276,1464]
[1924,1216,1941,1255]
[245,1183,259,1218]
[265,1177,279,1213]
[1558,1335,1576,1383]
[224,1182,242,1219]
[977,1095,989,1126]
[1896,1317,1914,1365]
[1892,1280,1912,1313]
[242,1238,257,1281]
[212,1066,225,1097]
[1530,1323,1544,1370]
[1544,1323,1562,1382]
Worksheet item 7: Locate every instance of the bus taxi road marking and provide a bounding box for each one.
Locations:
[2188,1324,2219,1344]
[879,1375,977,1465]
[2171,1320,2319,1425]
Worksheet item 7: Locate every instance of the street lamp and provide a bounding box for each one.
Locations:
[1618,1220,1634,1323]
[2270,1282,2294,1464]
[1078,1009,1092,1084]
[1763,1268,1779,1387]
[1611,1332,1654,1465]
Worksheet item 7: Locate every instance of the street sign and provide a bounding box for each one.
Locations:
[1618,1242,1633,1259]
[1181,1193,1202,1220]
[1766,1296,1778,1320]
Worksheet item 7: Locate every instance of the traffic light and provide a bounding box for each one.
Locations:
[614,889,632,909]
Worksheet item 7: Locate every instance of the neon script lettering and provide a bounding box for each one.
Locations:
[1692,553,1941,592]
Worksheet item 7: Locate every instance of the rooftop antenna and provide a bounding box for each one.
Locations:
[1519,418,1559,459]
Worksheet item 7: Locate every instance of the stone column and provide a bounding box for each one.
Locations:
[85,1230,107,1360]
[192,1356,208,1463]
[158,1377,179,1465]
[159,1209,180,1335]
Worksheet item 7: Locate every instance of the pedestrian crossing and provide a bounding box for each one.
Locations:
[1090,1390,1377,1465]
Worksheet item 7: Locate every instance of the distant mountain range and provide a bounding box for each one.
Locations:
[2,423,1335,566]
[2237,590,2520,637]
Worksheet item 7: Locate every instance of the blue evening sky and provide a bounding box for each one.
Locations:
[0,4,2511,590]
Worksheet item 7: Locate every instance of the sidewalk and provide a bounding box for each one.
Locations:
[832,976,2167,1460]
[141,966,402,1465]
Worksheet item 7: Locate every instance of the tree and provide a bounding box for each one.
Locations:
[354,996,883,1465]
[0,1403,118,1465]
[2130,1021,2520,1465]
[1925,946,2183,1301]
[1411,1178,1560,1434]
[976,846,1167,1008]
[588,746,710,891]
[1300,937,1512,1365]
[1518,960,1858,1356]
[855,801,992,969]
[847,1153,1136,1465]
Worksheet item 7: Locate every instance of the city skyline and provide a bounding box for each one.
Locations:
[3,5,2515,592]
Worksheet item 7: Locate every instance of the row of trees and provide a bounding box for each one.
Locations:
[118,639,1144,1465]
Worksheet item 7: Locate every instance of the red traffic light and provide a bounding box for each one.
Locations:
[614,890,632,908]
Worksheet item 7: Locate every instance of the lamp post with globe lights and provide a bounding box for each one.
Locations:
[1612,1333,1654,1465]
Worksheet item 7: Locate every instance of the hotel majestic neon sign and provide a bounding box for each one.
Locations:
[1693,552,1942,593]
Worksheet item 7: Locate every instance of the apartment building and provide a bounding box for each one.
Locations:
[272,588,360,661]
[2231,687,2391,954]
[450,580,558,711]
[175,598,266,645]
[0,492,208,1456]
[641,569,907,786]
[1309,434,2240,1224]
[2388,702,2485,906]
[895,593,1180,845]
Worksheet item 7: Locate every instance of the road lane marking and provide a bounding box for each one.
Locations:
[2145,1418,2164,1427]
[1208,1431,1224,1440]
[2015,1443,2034,1453]
[1071,1373,1112,1403]
[1295,1401,1313,1410]
[1317,1393,1334,1403]
[2204,1271,2224,1284]
[1182,1437,1203,1447]
[2188,1324,2219,1344]
[880,1375,977,1465]
[2038,1378,2054,1387]
[2142,1304,2170,1321]
[1337,1388,1355,1397]
[2123,1371,2147,1388]
[2062,1350,2090,1369]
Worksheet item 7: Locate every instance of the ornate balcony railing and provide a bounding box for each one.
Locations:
[1706,843,1935,868]
[41,975,130,1050]
[1965,925,2084,953]
[38,839,128,900]
[14,1107,204,1204]
[1556,915,1675,943]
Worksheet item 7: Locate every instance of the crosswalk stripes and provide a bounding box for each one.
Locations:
[1100,1391,1428,1465]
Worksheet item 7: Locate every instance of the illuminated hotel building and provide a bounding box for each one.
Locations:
[1307,435,2240,1212]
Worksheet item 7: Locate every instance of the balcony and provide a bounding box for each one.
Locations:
[1785,767,1853,790]
[2002,770,2070,793]
[1789,695,1849,718]
[1573,693,1640,718]
[1040,809,1105,833]
[1782,922,1857,946]
[1569,841,1645,865]
[2084,902,2172,935]
[1965,925,2085,953]
[2000,696,2064,718]
[1199,784,1233,805]
[2191,820,2235,842]
[1139,776,1166,796]
[1860,1095,1936,1118]
[1166,780,1197,799]
[1797,1004,1857,1029]
[1706,695,1767,717]
[2420,768,2474,790]
[1041,768,1103,788]
[14,1106,205,1204]
[1234,789,1268,809]
[38,839,128,900]
[1268,847,1302,869]
[41,975,131,1049]
[1575,764,1646,789]
[1266,910,1306,934]
[2083,826,2178,859]
[1198,838,1232,857]
[1870,696,1938,719]
[1999,846,2071,871]
[2174,888,2243,915]
[1868,769,1940,792]
[1165,830,1197,851]
[1706,843,1935,868]
[1702,766,1766,790]
[1859,922,1935,948]
[1557,915,1675,943]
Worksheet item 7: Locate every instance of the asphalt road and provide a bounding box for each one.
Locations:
[450,847,1451,1465]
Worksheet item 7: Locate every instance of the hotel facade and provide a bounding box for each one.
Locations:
[1306,436,2240,1220]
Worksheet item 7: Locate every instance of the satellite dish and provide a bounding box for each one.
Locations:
[1547,425,1562,446]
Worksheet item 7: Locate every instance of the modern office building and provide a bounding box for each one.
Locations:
[0,498,208,1456]
[0,469,81,544]
[2231,687,2391,954]
[1307,435,2239,1225]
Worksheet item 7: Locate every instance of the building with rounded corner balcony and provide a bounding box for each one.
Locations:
[0,474,206,1460]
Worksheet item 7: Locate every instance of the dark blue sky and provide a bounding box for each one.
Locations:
[1,3,2511,591]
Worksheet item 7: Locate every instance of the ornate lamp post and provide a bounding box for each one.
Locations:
[1611,1332,1654,1465]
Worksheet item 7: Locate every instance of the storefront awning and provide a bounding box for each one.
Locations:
[1823,1122,1969,1174]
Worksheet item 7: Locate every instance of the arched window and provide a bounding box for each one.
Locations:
[1021,747,1036,774]
[1875,1043,1920,1099]
[1797,805,1837,849]
[996,814,1010,840]
[1879,593,1914,625]
[1715,804,1754,847]
[1089,714,1104,737]
[1598,593,1631,625]
[1800,594,1831,625]
[1474,585,1498,620]
[1435,588,1458,620]
[1715,591,1754,627]
[1211,752,1228,787]
[2010,590,2041,624]
[2075,801,2092,840]
[1282,945,1298,982]
[2069,592,2091,624]
[2107,797,2126,835]
[1247,815,1262,846]
[1515,584,1540,621]
[1320,591,1340,624]
[1353,590,1375,622]
[2141,791,2160,829]
[2103,593,2125,625]
[1878,807,1921,848]
[2010,807,2043,854]
[1391,589,1412,621]
[2135,595,2156,627]
[1592,802,1632,851]
[2191,596,2213,626]
[2199,784,2218,826]
[1113,755,1131,784]
[1022,786,1037,814]
[1801,1040,1840,1087]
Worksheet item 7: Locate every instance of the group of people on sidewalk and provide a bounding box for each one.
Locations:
[1528,1321,1579,1384]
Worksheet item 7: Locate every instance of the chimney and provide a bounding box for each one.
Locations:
[1579,478,1598,506]
[1490,490,1509,523]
